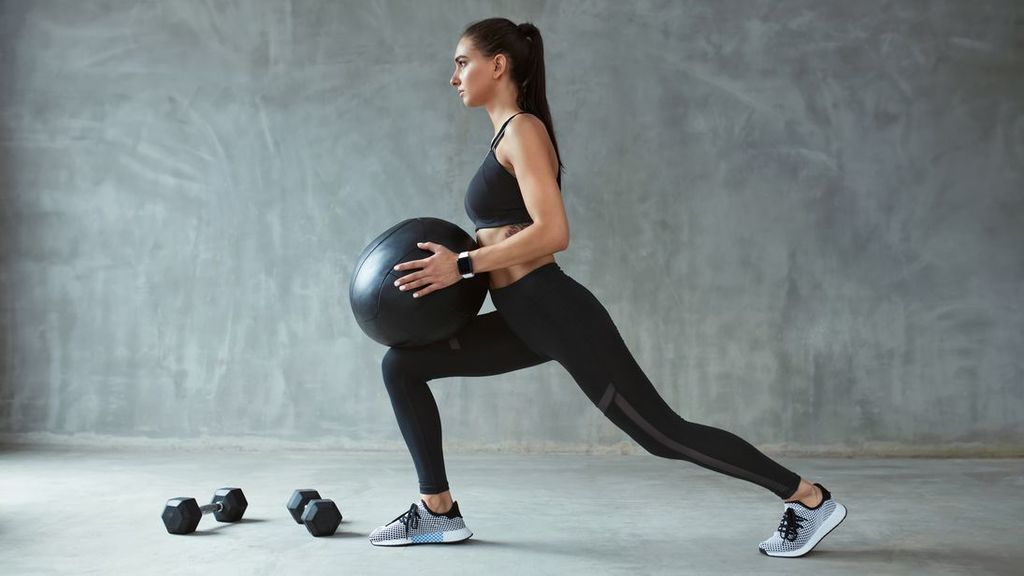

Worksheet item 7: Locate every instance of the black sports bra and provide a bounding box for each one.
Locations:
[464,112,561,231]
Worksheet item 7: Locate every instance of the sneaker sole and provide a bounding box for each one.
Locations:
[759,502,847,558]
[370,527,473,546]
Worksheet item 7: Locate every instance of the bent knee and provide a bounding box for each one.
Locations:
[380,342,428,383]
[381,347,417,384]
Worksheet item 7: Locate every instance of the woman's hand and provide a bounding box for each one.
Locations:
[392,241,462,298]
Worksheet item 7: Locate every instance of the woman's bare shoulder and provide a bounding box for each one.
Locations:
[506,112,549,143]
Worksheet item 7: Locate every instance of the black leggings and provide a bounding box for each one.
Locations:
[381,262,802,500]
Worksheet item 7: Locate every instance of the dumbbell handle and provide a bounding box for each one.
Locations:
[197,502,225,515]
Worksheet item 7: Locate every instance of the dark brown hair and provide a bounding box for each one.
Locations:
[461,17,566,183]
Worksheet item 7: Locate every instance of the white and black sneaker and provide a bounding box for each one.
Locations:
[758,483,847,557]
[369,500,473,546]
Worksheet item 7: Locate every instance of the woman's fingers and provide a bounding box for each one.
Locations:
[393,255,441,298]
[393,261,420,272]
[396,278,423,291]
[396,276,434,298]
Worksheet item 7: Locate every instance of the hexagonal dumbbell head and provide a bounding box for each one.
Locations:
[301,499,343,537]
[211,487,248,523]
[287,489,322,524]
[162,497,202,535]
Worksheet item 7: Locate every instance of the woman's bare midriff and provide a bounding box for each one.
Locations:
[476,223,556,290]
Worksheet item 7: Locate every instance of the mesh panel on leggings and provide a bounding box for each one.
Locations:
[612,391,796,498]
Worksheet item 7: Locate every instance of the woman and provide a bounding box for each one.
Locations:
[370,18,847,557]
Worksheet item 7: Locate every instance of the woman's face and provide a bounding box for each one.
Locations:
[450,38,492,107]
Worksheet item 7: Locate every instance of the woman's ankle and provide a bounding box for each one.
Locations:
[784,480,821,507]
[421,491,453,513]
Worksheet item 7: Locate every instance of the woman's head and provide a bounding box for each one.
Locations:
[451,18,565,180]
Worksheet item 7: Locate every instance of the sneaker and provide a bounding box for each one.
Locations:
[758,483,847,557]
[368,500,473,546]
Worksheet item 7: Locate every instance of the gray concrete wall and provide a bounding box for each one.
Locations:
[1,0,1021,455]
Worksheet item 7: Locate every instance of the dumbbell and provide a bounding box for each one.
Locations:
[162,487,248,535]
[286,489,343,537]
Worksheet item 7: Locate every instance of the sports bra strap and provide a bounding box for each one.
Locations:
[489,111,526,150]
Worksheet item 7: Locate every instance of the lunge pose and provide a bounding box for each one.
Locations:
[370,18,847,557]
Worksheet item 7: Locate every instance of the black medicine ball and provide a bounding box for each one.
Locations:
[349,217,489,348]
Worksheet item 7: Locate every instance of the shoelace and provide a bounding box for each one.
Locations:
[389,503,421,534]
[776,507,807,542]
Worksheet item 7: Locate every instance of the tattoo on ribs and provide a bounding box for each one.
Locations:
[504,222,533,239]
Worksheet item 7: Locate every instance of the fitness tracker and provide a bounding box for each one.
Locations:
[457,251,475,279]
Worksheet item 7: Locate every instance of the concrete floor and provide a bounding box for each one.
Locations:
[1,445,1021,576]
